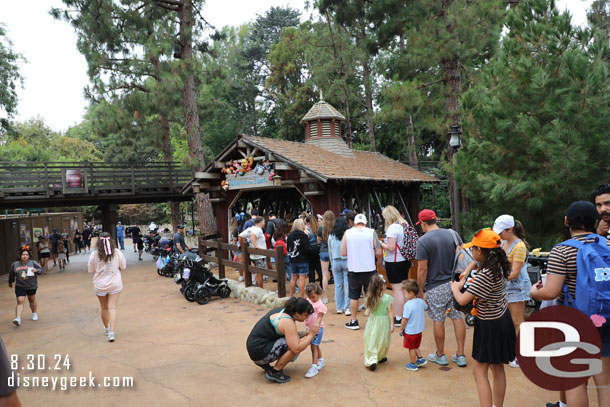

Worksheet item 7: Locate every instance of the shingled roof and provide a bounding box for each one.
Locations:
[229,135,438,183]
[300,100,346,123]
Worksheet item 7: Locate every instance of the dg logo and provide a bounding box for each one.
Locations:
[517,305,602,391]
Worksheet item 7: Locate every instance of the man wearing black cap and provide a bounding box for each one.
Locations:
[174,225,188,254]
[592,183,610,237]
[531,201,610,407]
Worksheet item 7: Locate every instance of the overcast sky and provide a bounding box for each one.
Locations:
[0,0,593,132]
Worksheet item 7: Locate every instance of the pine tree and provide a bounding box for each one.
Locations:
[0,23,23,131]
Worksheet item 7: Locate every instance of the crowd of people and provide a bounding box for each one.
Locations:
[244,183,610,407]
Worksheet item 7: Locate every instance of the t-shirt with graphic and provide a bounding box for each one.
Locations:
[286,230,310,264]
[306,298,327,329]
[9,259,42,290]
[465,267,507,320]
[383,223,406,263]
[402,297,428,335]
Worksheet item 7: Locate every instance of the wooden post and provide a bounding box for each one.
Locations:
[275,245,286,298]
[240,236,251,287]
[216,237,225,279]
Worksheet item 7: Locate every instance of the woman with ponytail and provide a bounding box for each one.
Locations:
[87,232,126,342]
[451,228,515,407]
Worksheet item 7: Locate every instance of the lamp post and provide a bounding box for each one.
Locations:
[448,125,462,235]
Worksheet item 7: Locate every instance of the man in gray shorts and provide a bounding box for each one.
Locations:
[415,209,467,367]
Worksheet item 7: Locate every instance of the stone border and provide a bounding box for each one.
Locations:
[226,279,291,308]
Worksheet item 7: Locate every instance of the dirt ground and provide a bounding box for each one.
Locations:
[0,241,599,406]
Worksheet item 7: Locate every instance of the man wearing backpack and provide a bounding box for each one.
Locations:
[531,201,610,407]
[415,209,467,368]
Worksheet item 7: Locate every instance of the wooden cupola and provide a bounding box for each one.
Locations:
[300,92,353,157]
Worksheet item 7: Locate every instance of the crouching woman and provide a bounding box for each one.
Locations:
[246,297,320,383]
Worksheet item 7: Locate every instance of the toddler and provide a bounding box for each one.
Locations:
[305,283,326,378]
[400,280,428,371]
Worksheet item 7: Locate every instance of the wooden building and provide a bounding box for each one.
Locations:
[187,98,438,241]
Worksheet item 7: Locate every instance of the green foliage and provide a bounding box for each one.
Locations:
[456,0,610,248]
[0,23,23,130]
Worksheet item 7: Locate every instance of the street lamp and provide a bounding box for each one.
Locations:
[449,124,462,151]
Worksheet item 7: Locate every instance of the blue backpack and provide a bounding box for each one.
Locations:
[560,234,610,326]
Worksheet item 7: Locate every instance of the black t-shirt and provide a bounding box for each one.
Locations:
[265,218,281,237]
[246,307,286,361]
[74,232,82,242]
[287,230,311,264]
[82,229,91,241]
[131,227,141,242]
[50,232,61,249]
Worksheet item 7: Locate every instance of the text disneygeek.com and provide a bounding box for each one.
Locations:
[8,371,135,391]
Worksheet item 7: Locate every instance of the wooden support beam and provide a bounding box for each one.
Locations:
[213,161,225,169]
[194,172,222,179]
[273,162,295,171]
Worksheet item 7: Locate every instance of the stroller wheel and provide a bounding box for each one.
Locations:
[465,313,475,327]
[195,287,211,305]
[218,284,231,298]
[157,268,164,276]
[164,267,174,277]
[184,285,197,302]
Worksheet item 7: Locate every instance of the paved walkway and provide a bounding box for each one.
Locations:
[0,243,598,406]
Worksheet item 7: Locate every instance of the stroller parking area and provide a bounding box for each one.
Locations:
[0,242,598,406]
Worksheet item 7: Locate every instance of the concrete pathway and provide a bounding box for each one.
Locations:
[0,242,598,406]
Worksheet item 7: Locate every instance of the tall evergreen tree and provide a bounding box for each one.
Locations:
[0,23,23,131]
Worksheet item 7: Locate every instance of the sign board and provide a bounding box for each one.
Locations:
[226,172,273,190]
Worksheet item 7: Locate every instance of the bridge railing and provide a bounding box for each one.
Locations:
[0,162,192,199]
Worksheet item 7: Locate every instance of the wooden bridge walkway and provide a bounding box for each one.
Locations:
[0,161,193,209]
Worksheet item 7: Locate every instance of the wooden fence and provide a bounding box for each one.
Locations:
[0,161,191,199]
[198,237,287,298]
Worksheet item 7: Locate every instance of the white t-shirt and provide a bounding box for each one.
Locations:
[345,227,376,272]
[383,223,406,263]
[240,226,266,260]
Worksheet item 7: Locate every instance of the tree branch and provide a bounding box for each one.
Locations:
[417,78,446,89]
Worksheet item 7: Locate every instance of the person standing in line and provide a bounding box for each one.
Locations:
[242,209,257,231]
[492,215,532,368]
[400,280,428,372]
[415,209,467,367]
[287,219,312,297]
[240,216,267,287]
[380,205,413,328]
[305,215,322,285]
[36,236,51,274]
[9,247,42,326]
[531,201,610,407]
[592,183,610,237]
[232,213,246,282]
[273,222,292,289]
[452,228,515,407]
[116,222,125,250]
[317,210,335,304]
[328,217,350,314]
[341,214,381,330]
[88,232,127,342]
[363,274,394,371]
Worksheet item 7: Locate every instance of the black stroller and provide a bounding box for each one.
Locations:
[177,252,231,304]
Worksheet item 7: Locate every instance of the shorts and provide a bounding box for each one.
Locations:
[58,253,66,260]
[252,258,266,270]
[15,287,37,297]
[319,252,330,262]
[253,337,289,365]
[600,325,610,358]
[39,252,50,259]
[311,327,324,346]
[426,281,463,322]
[291,262,309,276]
[403,332,422,349]
[506,278,531,303]
[385,261,410,284]
[95,289,122,296]
[348,271,377,301]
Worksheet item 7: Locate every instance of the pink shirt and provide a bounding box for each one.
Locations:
[305,298,327,329]
[88,250,126,293]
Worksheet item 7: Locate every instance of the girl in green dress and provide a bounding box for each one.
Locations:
[363,274,395,371]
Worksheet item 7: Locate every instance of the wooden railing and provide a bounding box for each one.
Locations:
[0,161,191,199]
[198,237,287,298]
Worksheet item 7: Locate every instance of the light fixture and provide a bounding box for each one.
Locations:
[449,124,462,150]
[192,182,201,193]
[272,175,282,187]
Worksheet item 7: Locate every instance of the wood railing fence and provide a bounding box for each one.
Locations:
[198,237,286,298]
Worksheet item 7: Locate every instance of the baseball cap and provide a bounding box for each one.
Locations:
[462,228,502,249]
[117,221,121,224]
[340,208,351,216]
[492,214,515,235]
[566,201,598,223]
[416,209,437,225]
[177,224,184,229]
[354,214,367,224]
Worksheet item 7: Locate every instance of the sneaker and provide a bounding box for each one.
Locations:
[104,327,110,335]
[265,368,291,383]
[258,363,272,373]
[336,309,343,314]
[416,357,427,367]
[379,357,388,364]
[428,352,448,366]
[305,364,319,378]
[404,363,419,371]
[509,358,520,368]
[358,304,366,311]
[316,358,325,370]
[344,308,352,316]
[369,363,377,371]
[545,403,561,407]
[394,317,402,327]
[107,332,115,342]
[12,317,21,327]
[345,320,360,330]
[451,354,467,367]
[31,313,38,321]
[238,276,244,282]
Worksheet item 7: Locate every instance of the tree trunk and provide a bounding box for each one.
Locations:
[362,59,375,151]
[178,0,215,235]
[406,115,418,166]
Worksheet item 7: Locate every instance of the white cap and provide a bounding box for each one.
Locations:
[492,215,514,235]
[354,214,367,224]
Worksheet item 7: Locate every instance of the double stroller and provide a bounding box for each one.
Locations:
[175,251,231,305]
